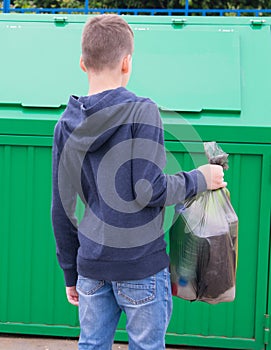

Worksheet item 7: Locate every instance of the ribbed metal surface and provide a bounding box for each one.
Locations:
[0,141,79,335]
[0,139,270,350]
[162,142,270,349]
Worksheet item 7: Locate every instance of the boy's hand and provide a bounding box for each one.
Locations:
[198,164,227,190]
[66,286,79,306]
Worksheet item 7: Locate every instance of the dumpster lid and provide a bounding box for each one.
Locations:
[0,17,86,108]
[0,15,240,112]
[129,26,241,112]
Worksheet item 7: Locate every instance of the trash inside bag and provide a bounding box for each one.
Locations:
[170,142,238,304]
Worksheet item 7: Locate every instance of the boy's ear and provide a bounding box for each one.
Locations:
[80,55,87,72]
[121,55,132,74]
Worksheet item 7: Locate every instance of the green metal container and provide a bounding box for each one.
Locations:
[0,14,271,350]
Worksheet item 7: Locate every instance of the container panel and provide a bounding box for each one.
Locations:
[0,140,78,330]
[0,138,270,350]
[0,13,271,350]
[161,142,269,349]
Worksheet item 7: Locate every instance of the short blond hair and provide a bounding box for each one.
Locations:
[81,14,134,72]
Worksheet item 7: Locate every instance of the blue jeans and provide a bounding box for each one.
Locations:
[76,267,172,350]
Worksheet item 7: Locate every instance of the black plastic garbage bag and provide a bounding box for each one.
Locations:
[170,142,238,304]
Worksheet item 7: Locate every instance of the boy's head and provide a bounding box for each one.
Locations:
[81,14,134,73]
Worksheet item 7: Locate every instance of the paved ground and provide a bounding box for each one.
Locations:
[0,335,211,350]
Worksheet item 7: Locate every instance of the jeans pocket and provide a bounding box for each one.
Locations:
[117,275,156,305]
[76,275,105,296]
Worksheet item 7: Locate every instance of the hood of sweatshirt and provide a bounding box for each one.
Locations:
[58,87,152,154]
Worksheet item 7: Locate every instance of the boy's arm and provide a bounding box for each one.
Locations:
[51,138,79,288]
[132,103,224,207]
[164,164,226,205]
[164,169,206,206]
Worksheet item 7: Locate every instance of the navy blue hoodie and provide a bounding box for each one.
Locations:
[51,87,207,286]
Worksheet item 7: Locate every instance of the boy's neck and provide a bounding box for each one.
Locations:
[87,69,126,96]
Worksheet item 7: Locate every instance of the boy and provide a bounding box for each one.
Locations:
[51,14,226,350]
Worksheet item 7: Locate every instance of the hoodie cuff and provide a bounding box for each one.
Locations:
[64,268,78,287]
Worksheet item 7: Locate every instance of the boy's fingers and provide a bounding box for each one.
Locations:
[67,294,79,306]
[66,286,79,306]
